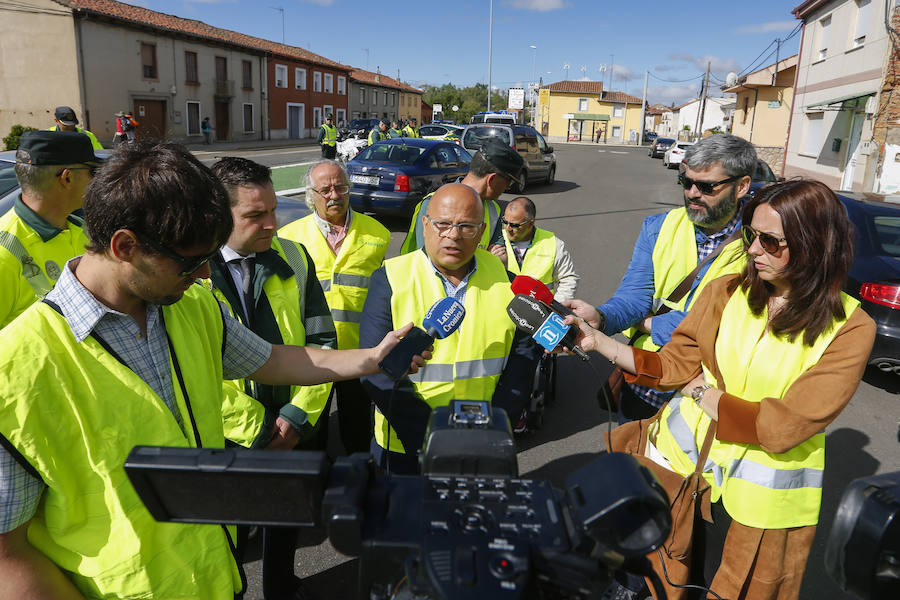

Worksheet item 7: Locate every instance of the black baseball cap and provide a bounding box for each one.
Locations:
[379,118,390,126]
[54,106,79,126]
[16,130,103,166]
[326,113,334,120]
[478,138,525,186]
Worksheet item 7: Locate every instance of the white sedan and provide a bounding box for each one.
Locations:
[418,124,463,141]
[663,141,694,169]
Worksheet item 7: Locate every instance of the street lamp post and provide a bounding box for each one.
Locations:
[529,45,537,127]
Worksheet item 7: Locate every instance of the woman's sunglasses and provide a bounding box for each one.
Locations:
[741,225,788,255]
[678,173,741,195]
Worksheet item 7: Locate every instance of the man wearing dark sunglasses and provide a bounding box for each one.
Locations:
[0,142,428,600]
[565,134,756,424]
[0,130,103,329]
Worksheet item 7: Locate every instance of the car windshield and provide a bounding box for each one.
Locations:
[463,126,512,148]
[356,143,426,165]
[872,215,900,257]
[0,161,18,199]
[753,160,777,183]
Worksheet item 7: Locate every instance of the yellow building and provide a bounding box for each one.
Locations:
[539,81,644,143]
[723,55,797,148]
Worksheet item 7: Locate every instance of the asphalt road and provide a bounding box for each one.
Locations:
[237,143,899,599]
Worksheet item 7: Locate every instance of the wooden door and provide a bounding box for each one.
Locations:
[132,99,166,140]
[215,101,229,141]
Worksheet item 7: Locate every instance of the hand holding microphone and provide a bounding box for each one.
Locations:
[510,275,575,318]
[506,294,589,360]
[378,297,466,380]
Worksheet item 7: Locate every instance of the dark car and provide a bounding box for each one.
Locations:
[343,118,381,138]
[839,193,900,373]
[347,138,471,216]
[644,131,658,144]
[648,137,675,158]
[459,123,557,192]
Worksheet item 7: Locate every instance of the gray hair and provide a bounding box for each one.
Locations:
[14,163,63,195]
[304,159,349,209]
[683,134,757,178]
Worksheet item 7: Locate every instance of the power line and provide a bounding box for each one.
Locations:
[648,72,704,83]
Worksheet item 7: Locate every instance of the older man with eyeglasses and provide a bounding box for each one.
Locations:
[360,182,541,474]
[278,159,391,455]
[492,196,579,302]
[0,130,103,328]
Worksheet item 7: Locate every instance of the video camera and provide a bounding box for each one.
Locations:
[125,401,672,600]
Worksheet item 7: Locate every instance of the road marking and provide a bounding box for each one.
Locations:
[611,151,629,154]
[597,150,606,153]
[193,147,319,157]
[280,187,306,196]
[272,161,315,169]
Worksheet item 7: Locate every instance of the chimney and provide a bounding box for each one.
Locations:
[375,67,380,84]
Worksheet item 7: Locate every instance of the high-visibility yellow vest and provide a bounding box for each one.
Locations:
[320,123,337,146]
[206,238,333,447]
[653,285,860,529]
[0,285,241,598]
[626,208,745,351]
[402,125,420,138]
[48,125,103,150]
[279,211,389,349]
[400,195,501,254]
[502,227,557,291]
[375,249,515,452]
[0,205,89,328]
[368,128,387,145]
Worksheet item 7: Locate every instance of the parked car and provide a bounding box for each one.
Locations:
[839,192,900,373]
[469,111,517,124]
[419,124,463,141]
[663,141,694,169]
[459,123,557,192]
[648,137,675,158]
[342,118,381,139]
[347,138,472,216]
[644,131,658,144]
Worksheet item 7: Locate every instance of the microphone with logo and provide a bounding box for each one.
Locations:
[510,275,575,318]
[378,297,466,380]
[506,294,589,360]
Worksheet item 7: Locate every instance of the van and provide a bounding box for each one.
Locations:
[459,124,557,192]
[469,111,517,125]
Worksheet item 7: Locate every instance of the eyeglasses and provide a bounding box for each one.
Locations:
[141,237,217,276]
[678,173,741,195]
[426,215,481,238]
[741,225,788,255]
[311,185,350,196]
[501,217,533,229]
[57,165,99,177]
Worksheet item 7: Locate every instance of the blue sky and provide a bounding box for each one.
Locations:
[135,0,802,106]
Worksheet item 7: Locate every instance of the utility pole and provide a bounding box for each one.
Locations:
[695,61,711,141]
[638,69,649,146]
[772,38,781,86]
[488,0,494,111]
[609,54,615,90]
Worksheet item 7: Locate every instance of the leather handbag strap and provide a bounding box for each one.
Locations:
[693,421,717,475]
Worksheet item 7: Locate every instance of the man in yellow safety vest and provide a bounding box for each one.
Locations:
[317,113,338,159]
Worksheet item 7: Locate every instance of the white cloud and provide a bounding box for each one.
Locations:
[654,65,677,72]
[668,53,742,76]
[647,84,698,107]
[505,0,570,11]
[302,0,336,5]
[736,20,797,34]
[612,64,638,82]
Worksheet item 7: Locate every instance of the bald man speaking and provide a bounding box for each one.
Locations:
[360,183,541,473]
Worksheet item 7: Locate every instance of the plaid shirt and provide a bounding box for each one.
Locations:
[0,259,272,533]
[629,212,742,409]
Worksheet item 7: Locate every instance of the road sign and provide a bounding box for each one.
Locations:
[433,104,442,113]
[508,88,525,110]
[539,89,550,105]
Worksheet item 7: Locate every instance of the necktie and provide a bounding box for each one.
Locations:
[238,256,255,324]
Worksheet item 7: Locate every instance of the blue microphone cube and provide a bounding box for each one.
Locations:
[532,312,569,352]
[423,298,465,339]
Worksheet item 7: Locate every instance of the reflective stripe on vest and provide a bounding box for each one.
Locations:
[321,123,337,146]
[278,212,389,349]
[655,286,859,529]
[403,196,501,254]
[0,287,241,598]
[625,208,745,352]
[0,230,54,297]
[377,249,515,453]
[502,227,557,288]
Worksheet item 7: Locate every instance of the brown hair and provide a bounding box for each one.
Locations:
[730,179,854,345]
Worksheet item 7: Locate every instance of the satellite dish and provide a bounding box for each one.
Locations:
[451,105,459,112]
[725,72,738,87]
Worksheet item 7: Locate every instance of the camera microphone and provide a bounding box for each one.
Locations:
[378,296,466,380]
[510,275,575,317]
[507,294,589,360]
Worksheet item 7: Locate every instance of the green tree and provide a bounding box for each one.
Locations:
[423,83,510,124]
[3,124,38,151]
